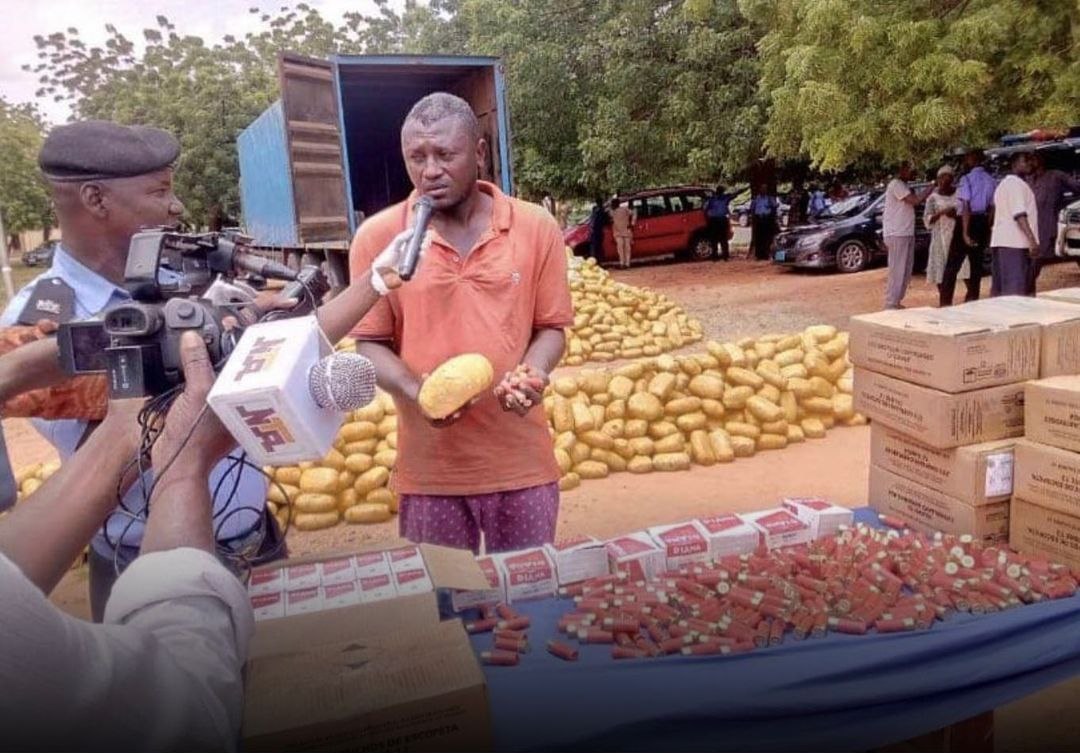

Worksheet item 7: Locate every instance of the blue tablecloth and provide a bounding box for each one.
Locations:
[470,508,1080,751]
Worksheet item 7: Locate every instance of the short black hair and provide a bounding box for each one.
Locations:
[403,92,480,141]
[612,198,622,208]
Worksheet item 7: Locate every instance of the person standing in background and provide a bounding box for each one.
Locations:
[704,185,732,261]
[588,197,608,262]
[610,198,635,269]
[786,180,809,227]
[882,161,934,309]
[808,184,828,219]
[989,151,1039,297]
[541,193,556,217]
[749,184,779,261]
[942,148,995,304]
[923,165,970,306]
[1026,152,1080,293]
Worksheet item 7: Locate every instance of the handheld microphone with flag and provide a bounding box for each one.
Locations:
[398,195,435,281]
[207,316,377,465]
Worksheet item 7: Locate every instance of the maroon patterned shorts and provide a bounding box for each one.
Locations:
[398,482,560,554]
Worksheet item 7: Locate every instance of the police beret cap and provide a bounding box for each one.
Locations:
[39,120,180,182]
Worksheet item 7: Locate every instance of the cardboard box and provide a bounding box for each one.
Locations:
[544,536,609,586]
[450,556,505,612]
[646,521,712,569]
[491,548,557,603]
[1013,438,1080,517]
[244,545,492,752]
[869,424,1015,505]
[1026,376,1080,453]
[284,562,320,590]
[1009,497,1080,571]
[740,508,813,549]
[695,514,760,558]
[849,307,1040,392]
[354,551,390,578]
[960,296,1080,377]
[1039,288,1080,306]
[781,497,854,538]
[358,572,398,603]
[853,367,1026,449]
[605,532,666,581]
[868,464,1009,542]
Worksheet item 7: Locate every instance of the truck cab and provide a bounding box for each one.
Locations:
[237,53,513,285]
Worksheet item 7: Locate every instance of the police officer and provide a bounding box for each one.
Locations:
[0,120,282,620]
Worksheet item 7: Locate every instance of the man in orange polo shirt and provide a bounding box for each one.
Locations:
[349,92,574,553]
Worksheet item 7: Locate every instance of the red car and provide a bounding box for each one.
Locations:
[564,186,716,264]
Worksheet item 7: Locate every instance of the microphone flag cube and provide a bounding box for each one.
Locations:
[208,315,343,465]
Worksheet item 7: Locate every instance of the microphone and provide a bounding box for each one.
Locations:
[207,316,377,465]
[399,195,434,281]
[308,352,377,411]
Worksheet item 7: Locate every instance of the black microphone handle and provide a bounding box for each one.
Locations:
[399,197,435,281]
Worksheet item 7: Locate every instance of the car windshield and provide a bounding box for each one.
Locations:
[825,193,874,218]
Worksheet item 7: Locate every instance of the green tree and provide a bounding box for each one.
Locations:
[0,99,52,236]
[742,0,1080,172]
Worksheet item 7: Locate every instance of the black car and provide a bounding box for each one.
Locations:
[22,241,58,267]
[772,188,931,273]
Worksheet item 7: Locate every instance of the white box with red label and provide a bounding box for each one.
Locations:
[284,562,320,591]
[544,536,609,585]
[358,572,398,603]
[741,508,813,550]
[646,522,712,570]
[248,567,285,597]
[387,546,434,596]
[353,551,389,579]
[605,532,666,582]
[251,592,286,621]
[319,557,356,587]
[781,497,854,539]
[321,581,360,610]
[285,586,323,616]
[450,556,505,612]
[695,514,761,558]
[492,548,557,603]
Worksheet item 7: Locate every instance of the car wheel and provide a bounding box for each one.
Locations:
[687,235,715,262]
[835,240,869,273]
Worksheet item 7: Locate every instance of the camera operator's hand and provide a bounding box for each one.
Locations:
[152,331,236,474]
[371,228,431,294]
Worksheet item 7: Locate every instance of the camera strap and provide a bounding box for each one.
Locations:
[16,278,76,325]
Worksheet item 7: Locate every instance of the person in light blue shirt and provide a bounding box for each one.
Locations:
[4,120,277,620]
[704,185,733,261]
[942,149,996,304]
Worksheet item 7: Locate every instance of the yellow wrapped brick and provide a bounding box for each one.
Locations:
[653,452,691,472]
[275,466,301,486]
[299,467,339,494]
[730,436,756,457]
[345,503,392,525]
[675,412,708,433]
[354,466,391,495]
[559,472,581,491]
[689,430,717,466]
[294,511,341,530]
[345,453,374,474]
[294,493,338,514]
[627,456,653,474]
[575,460,609,480]
[418,353,494,419]
[374,450,397,468]
[267,483,297,506]
[339,421,378,442]
[654,434,686,454]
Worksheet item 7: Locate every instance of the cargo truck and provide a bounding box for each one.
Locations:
[236,52,513,285]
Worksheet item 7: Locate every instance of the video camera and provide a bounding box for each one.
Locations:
[56,229,329,398]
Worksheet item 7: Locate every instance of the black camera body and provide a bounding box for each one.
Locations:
[57,229,327,398]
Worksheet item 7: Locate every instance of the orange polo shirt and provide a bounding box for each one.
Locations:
[349,181,574,496]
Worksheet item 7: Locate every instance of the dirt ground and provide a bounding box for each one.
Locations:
[12,244,1080,748]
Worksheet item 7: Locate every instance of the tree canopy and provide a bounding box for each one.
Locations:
[7,0,1079,228]
[0,100,52,234]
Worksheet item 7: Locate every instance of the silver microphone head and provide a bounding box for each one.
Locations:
[308,353,378,411]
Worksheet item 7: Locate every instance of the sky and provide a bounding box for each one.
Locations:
[1,0,389,124]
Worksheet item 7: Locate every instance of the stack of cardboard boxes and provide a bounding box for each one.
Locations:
[1011,375,1080,568]
[852,297,1080,543]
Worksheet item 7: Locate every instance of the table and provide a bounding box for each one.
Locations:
[469,508,1080,751]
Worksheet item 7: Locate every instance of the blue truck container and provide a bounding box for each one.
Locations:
[237,52,513,282]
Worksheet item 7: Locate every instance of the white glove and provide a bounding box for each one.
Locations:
[370,228,431,296]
